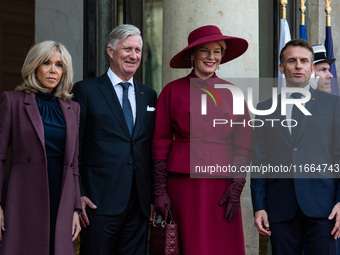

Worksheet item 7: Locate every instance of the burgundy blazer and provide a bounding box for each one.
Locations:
[0,91,81,255]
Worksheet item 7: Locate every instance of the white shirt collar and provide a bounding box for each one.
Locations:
[107,68,134,87]
[286,84,311,99]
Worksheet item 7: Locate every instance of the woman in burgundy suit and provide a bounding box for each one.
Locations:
[0,41,81,255]
[152,25,252,254]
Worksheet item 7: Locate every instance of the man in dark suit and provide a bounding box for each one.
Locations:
[72,24,157,255]
[251,39,340,255]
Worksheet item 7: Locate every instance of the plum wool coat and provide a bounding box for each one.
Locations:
[0,91,82,255]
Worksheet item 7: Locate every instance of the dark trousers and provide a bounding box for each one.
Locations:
[80,185,148,255]
[270,208,338,255]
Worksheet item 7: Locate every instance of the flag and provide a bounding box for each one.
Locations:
[278,19,291,93]
[299,24,308,41]
[325,26,339,96]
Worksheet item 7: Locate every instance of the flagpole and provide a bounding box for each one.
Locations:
[281,0,288,19]
[299,0,308,40]
[300,0,306,25]
[278,0,291,93]
[325,0,332,27]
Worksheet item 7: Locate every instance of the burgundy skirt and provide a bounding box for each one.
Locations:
[167,172,245,255]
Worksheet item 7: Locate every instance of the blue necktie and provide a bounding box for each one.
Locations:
[119,82,134,134]
[291,92,302,140]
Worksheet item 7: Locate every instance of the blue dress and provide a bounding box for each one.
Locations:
[36,91,66,255]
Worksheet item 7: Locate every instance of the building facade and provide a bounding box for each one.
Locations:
[0,0,339,254]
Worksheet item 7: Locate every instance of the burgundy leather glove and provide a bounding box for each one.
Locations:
[219,154,249,222]
[154,160,171,220]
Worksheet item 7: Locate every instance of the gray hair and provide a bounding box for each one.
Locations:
[107,24,143,50]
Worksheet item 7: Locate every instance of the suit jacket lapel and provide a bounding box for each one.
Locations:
[58,98,77,189]
[98,74,131,138]
[277,96,294,145]
[133,80,145,139]
[24,93,45,149]
[58,99,76,164]
[294,87,318,144]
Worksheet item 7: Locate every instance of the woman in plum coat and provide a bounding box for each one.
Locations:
[152,25,253,255]
[0,41,82,255]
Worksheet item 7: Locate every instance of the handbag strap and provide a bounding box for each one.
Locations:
[152,209,176,227]
[167,209,175,224]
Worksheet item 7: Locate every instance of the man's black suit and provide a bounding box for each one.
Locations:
[251,88,340,254]
[73,73,157,254]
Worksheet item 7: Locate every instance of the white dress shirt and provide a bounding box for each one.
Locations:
[107,68,137,123]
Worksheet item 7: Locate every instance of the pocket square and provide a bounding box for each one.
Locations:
[147,106,155,111]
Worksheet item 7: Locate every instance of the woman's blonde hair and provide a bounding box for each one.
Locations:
[16,40,74,99]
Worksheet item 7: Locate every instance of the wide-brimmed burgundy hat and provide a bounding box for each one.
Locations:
[170,25,248,68]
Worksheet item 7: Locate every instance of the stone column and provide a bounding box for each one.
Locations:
[162,0,258,86]
[35,0,83,83]
[162,1,259,254]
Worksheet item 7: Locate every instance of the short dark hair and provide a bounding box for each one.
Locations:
[279,39,314,64]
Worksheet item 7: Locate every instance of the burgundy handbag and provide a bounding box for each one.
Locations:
[150,210,180,255]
